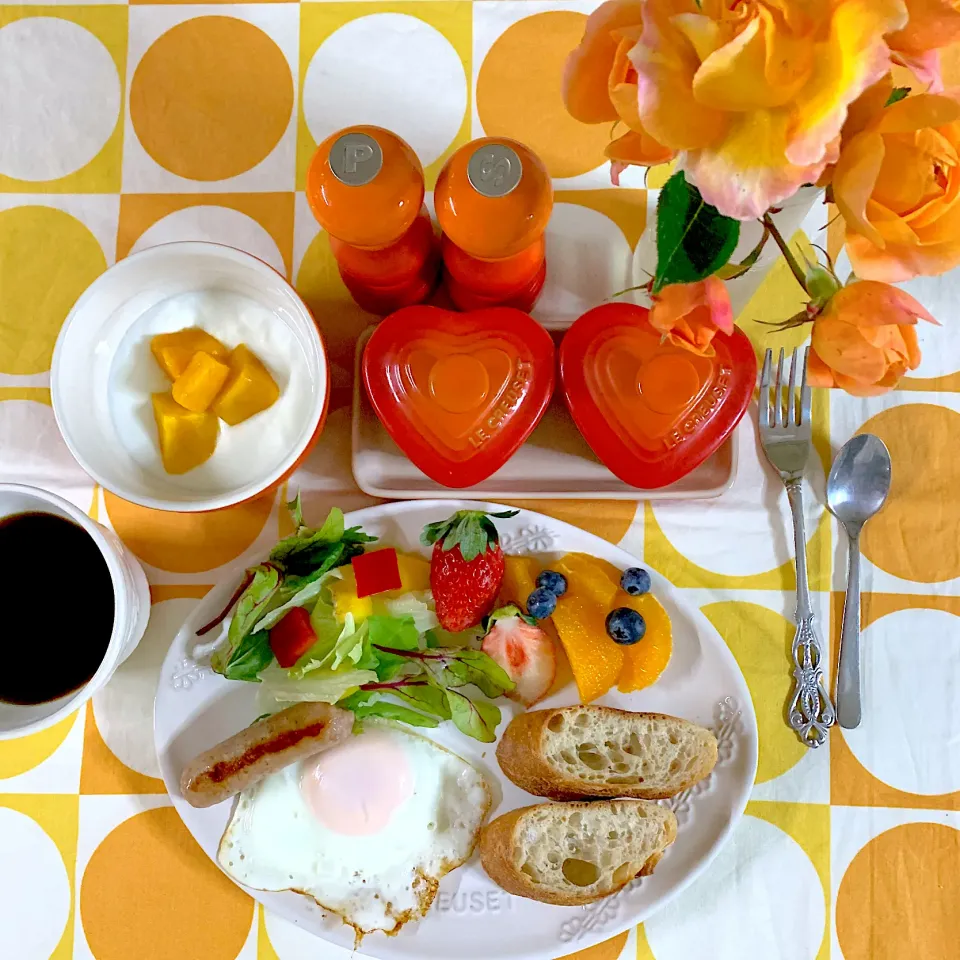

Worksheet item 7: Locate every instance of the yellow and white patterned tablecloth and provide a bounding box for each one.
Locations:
[2,3,959,959]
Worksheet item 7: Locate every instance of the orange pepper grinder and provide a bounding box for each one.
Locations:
[434,138,552,312]
[306,126,439,315]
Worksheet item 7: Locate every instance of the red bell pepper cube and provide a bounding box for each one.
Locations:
[352,548,402,598]
[269,606,317,668]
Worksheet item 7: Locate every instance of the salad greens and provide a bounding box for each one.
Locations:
[200,496,515,743]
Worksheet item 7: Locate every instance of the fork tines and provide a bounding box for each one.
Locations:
[760,347,811,429]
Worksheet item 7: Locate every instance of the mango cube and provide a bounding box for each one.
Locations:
[150,328,229,381]
[212,344,280,426]
[151,392,218,475]
[171,351,230,413]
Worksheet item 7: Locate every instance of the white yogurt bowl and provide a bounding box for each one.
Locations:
[52,242,329,512]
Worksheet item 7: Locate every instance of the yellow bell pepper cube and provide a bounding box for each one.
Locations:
[150,328,229,381]
[171,351,231,413]
[151,392,218,475]
[212,344,280,426]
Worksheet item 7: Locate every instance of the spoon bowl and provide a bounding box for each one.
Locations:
[827,434,892,531]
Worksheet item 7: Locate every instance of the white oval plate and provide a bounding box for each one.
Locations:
[155,500,758,960]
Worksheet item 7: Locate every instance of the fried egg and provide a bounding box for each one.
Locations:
[218,726,490,935]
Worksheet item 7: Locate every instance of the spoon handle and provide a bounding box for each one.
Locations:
[837,533,862,728]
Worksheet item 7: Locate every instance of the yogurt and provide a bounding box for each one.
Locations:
[109,289,314,495]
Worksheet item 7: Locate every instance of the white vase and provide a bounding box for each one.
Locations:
[631,185,824,316]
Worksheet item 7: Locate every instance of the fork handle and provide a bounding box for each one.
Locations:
[785,479,835,747]
[836,533,862,729]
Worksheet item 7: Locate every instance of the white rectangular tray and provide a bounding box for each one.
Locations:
[351,328,737,500]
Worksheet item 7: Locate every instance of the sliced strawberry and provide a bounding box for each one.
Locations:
[421,509,517,632]
[482,605,557,706]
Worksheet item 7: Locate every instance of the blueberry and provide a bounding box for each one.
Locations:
[606,607,646,645]
[620,567,651,596]
[526,588,558,619]
[536,570,568,597]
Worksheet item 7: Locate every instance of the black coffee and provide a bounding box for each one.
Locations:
[0,512,115,705]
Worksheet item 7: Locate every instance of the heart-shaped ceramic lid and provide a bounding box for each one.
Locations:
[560,302,756,489]
[362,305,555,487]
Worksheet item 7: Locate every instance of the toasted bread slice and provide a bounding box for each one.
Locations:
[496,705,717,800]
[479,800,677,905]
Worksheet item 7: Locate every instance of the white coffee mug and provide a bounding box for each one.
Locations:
[0,483,151,739]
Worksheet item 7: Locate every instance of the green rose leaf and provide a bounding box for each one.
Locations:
[654,171,740,293]
[885,86,910,106]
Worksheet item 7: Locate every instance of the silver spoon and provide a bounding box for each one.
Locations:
[826,434,892,729]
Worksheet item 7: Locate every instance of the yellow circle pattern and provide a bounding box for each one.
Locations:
[0,205,106,374]
[702,601,807,784]
[0,712,76,780]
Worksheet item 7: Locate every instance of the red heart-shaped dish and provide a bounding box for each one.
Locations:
[560,303,756,489]
[363,305,555,487]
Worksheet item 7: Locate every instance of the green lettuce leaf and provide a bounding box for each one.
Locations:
[340,691,440,729]
[263,666,376,703]
[367,615,420,651]
[286,492,304,530]
[269,505,377,579]
[393,681,452,719]
[251,570,338,634]
[446,690,501,742]
[222,630,274,682]
[211,564,282,675]
[270,507,346,562]
[378,592,438,634]
[293,615,367,677]
[427,647,515,698]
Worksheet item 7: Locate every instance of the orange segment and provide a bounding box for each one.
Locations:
[617,590,673,692]
[556,553,619,607]
[552,553,625,703]
[499,555,541,610]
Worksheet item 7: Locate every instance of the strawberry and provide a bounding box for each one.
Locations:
[481,605,557,706]
[421,509,518,632]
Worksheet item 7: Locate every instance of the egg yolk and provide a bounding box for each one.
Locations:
[299,732,413,835]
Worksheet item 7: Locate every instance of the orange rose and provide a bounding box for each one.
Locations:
[830,78,960,281]
[562,0,676,168]
[886,0,960,90]
[649,275,734,356]
[628,0,907,219]
[808,280,937,396]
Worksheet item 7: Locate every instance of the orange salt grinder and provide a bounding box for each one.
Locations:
[306,126,440,315]
[434,138,552,312]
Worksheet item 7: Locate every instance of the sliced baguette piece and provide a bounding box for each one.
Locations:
[479,799,677,905]
[496,705,718,800]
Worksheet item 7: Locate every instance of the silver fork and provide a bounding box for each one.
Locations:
[758,347,835,748]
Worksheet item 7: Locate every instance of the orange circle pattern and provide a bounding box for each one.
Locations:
[857,404,960,583]
[837,822,960,960]
[130,16,293,181]
[104,489,274,573]
[476,12,610,179]
[80,807,253,960]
